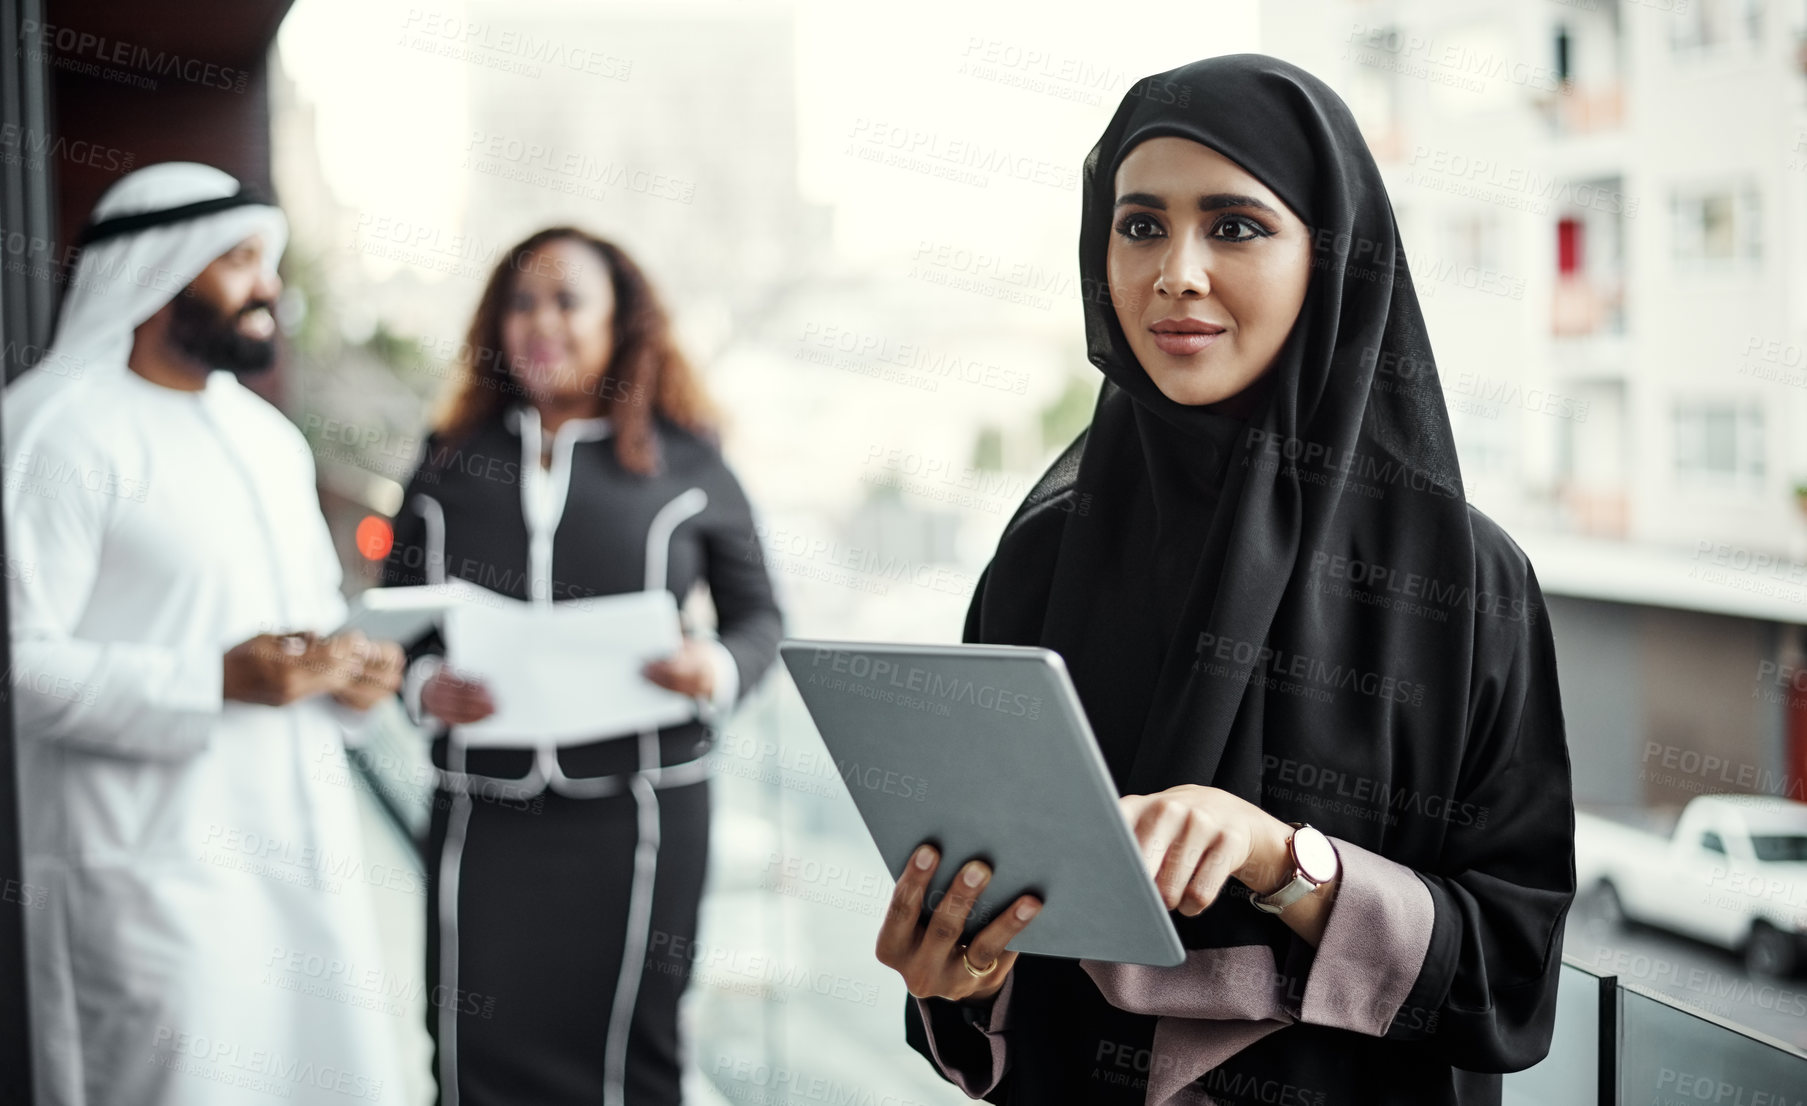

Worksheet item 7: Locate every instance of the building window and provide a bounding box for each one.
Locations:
[1671,184,1762,264]
[1671,0,1764,52]
[1436,211,1503,274]
[1673,401,1766,487]
[1557,217,1583,275]
[1552,191,1625,335]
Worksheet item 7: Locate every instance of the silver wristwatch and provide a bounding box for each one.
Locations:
[1250,823,1339,915]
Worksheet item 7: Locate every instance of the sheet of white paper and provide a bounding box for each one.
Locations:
[443,589,695,746]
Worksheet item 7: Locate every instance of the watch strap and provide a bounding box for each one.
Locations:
[1250,872,1317,914]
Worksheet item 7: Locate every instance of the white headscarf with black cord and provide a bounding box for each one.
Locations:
[30,160,286,384]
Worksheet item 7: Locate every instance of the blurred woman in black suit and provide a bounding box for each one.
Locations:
[383,227,782,1106]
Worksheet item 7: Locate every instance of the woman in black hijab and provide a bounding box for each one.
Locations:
[878,54,1574,1106]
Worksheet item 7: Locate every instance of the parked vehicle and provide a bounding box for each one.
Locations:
[1576,795,1807,977]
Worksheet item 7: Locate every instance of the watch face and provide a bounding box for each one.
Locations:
[1292,826,1339,884]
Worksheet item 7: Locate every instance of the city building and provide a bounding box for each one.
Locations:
[1261,0,1807,804]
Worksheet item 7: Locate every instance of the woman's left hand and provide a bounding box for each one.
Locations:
[1119,785,1294,916]
[642,637,716,699]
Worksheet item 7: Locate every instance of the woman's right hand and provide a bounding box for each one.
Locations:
[421,667,496,725]
[875,842,1041,1003]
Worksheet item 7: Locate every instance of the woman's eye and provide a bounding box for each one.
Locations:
[508,292,535,314]
[1115,213,1164,241]
[1212,215,1271,242]
[556,292,578,311]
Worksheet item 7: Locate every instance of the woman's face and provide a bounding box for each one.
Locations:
[1107,136,1311,407]
[501,237,615,408]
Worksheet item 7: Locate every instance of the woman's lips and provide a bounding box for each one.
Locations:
[1150,329,1222,356]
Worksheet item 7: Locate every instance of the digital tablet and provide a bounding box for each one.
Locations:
[333,584,461,646]
[780,639,1186,967]
[334,579,501,646]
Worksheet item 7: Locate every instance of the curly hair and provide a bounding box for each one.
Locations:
[434,226,717,474]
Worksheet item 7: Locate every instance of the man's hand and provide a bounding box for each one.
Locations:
[223,632,342,706]
[328,633,405,711]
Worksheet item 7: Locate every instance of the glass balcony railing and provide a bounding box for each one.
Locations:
[1504,956,1807,1104]
[352,684,1807,1105]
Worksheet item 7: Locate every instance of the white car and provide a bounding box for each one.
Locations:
[1576,795,1807,977]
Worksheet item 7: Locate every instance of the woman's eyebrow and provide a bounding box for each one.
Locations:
[1114,191,1165,210]
[1113,191,1279,215]
[1200,193,1278,214]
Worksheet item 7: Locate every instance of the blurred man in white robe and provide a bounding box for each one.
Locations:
[5,162,411,1105]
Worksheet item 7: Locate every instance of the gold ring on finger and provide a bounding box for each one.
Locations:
[960,946,998,978]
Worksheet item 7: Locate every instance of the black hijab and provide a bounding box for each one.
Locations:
[967,53,1558,958]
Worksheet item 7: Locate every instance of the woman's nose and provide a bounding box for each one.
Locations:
[530,303,564,335]
[1154,239,1211,298]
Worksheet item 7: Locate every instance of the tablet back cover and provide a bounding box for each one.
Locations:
[780,640,1185,967]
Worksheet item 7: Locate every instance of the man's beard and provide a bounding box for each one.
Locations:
[167,289,278,375]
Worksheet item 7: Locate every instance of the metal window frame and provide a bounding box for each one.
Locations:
[0,0,52,1095]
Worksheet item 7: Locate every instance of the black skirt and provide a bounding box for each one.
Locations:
[424,730,713,1106]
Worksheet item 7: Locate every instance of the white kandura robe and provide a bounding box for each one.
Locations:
[6,360,409,1106]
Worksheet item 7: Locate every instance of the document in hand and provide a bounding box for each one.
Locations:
[444,589,696,746]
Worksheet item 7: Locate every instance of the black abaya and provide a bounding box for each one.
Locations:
[905,53,1575,1106]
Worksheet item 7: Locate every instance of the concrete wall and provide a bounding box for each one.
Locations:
[1546,594,1645,806]
[1546,594,1785,808]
